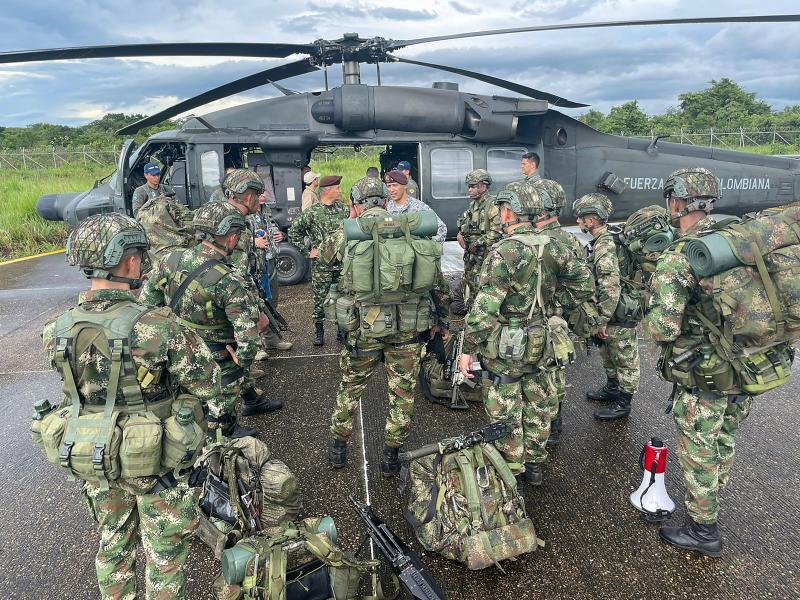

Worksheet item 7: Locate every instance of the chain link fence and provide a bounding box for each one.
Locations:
[0,146,120,171]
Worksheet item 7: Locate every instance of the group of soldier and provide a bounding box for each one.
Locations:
[42,152,757,598]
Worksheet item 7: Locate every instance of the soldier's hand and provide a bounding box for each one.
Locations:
[459,354,476,379]
[309,248,319,259]
[226,345,240,365]
[430,324,450,342]
[257,312,269,333]
[456,232,466,250]
[254,236,269,249]
[272,230,284,242]
[597,325,609,340]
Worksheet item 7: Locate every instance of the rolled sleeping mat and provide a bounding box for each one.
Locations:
[343,210,439,241]
[643,231,674,254]
[683,233,743,278]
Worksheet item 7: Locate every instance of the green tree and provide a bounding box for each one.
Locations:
[678,78,771,130]
[579,109,606,130]
[603,101,649,135]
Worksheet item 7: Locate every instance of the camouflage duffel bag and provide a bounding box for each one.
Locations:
[403,442,543,570]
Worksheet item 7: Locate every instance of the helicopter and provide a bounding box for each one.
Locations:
[4,14,800,285]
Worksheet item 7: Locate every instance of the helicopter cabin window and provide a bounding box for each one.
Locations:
[201,150,222,197]
[431,148,473,198]
[488,147,529,189]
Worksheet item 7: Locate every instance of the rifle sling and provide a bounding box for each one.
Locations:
[169,258,223,312]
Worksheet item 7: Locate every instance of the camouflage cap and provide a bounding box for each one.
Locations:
[572,193,613,221]
[193,201,247,237]
[494,181,544,217]
[224,168,265,195]
[530,178,566,213]
[465,169,492,186]
[663,167,719,215]
[351,177,388,205]
[66,213,149,275]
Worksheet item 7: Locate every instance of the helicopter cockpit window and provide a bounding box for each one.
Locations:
[431,148,473,198]
[488,147,529,189]
[201,150,222,196]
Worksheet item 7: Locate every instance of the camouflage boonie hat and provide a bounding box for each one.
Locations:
[663,167,720,200]
[530,178,566,213]
[572,193,613,221]
[494,181,544,217]
[465,169,492,186]
[193,202,247,237]
[66,213,149,275]
[224,169,265,195]
[350,177,388,205]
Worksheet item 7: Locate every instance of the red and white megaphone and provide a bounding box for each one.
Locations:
[630,438,675,521]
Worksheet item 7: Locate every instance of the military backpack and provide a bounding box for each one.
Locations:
[136,194,195,264]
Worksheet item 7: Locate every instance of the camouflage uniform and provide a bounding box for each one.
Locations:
[132,183,171,217]
[42,214,222,599]
[524,173,542,184]
[288,198,350,323]
[386,196,448,243]
[135,194,194,265]
[464,183,594,473]
[406,176,420,199]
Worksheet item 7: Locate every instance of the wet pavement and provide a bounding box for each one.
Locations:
[1,250,799,599]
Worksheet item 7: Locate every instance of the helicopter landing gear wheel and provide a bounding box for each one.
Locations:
[276,242,309,286]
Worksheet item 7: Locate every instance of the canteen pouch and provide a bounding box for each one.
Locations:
[119,413,163,478]
[613,290,643,325]
[411,238,443,293]
[59,411,123,484]
[335,296,359,332]
[480,323,504,360]
[497,323,526,361]
[737,345,794,395]
[172,394,206,434]
[162,415,205,471]
[38,405,73,463]
[358,303,398,337]
[540,316,575,370]
[324,287,340,322]
[523,322,547,364]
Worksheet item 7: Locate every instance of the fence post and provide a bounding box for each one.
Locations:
[709,128,713,148]
[22,147,27,169]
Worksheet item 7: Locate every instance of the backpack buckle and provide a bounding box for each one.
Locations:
[92,444,105,468]
[476,466,490,489]
[58,441,74,467]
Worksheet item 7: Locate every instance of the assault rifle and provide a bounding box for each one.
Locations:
[350,497,447,600]
[443,329,478,410]
[398,421,511,462]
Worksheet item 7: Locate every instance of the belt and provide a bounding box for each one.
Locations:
[205,341,235,353]
[346,334,425,359]
[147,471,179,495]
[481,367,523,385]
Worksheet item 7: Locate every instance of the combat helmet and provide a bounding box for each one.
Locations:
[663,167,719,218]
[193,201,247,244]
[494,181,545,223]
[622,205,674,262]
[465,169,492,187]
[572,193,613,222]
[66,213,150,287]
[351,176,388,207]
[530,178,566,215]
[224,168,265,195]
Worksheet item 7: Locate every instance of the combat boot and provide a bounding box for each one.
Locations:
[586,377,619,403]
[328,439,347,469]
[266,339,293,351]
[547,408,563,446]
[314,322,325,346]
[659,519,723,557]
[230,425,259,439]
[521,462,543,486]
[241,388,283,416]
[593,391,632,421]
[381,445,401,478]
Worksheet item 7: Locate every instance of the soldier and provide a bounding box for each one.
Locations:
[529,178,586,444]
[396,160,420,198]
[384,170,447,242]
[131,162,172,217]
[455,169,501,313]
[575,193,640,421]
[141,202,282,439]
[643,168,747,556]
[301,170,320,211]
[209,166,236,203]
[458,182,594,485]
[327,177,451,476]
[288,174,350,346]
[42,213,222,599]
[520,152,541,183]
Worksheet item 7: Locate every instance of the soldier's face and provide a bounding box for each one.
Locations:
[520,158,537,176]
[386,181,405,201]
[144,172,161,186]
[467,183,486,200]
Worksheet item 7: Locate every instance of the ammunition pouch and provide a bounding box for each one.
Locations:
[610,289,643,327]
[353,296,434,339]
[540,316,575,371]
[568,301,603,338]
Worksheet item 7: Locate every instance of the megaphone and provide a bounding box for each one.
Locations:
[630,438,675,522]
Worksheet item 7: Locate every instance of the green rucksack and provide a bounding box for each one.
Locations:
[136,194,195,264]
[213,518,386,600]
[402,439,543,570]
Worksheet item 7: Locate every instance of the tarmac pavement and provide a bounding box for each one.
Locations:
[1,251,799,599]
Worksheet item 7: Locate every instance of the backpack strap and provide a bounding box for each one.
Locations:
[169,258,223,312]
[506,234,548,322]
[267,542,287,600]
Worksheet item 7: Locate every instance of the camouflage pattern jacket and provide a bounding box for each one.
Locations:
[457,191,502,268]
[132,183,172,216]
[587,226,622,325]
[406,177,420,199]
[463,224,595,375]
[386,196,447,243]
[524,173,542,184]
[539,219,586,312]
[288,199,349,271]
[643,216,717,343]
[42,288,223,492]
[228,210,263,304]
[136,195,194,262]
[140,243,261,370]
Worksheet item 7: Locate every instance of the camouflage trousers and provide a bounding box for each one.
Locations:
[600,324,640,394]
[82,482,199,600]
[672,387,753,524]
[330,337,424,448]
[482,369,558,471]
[311,264,341,323]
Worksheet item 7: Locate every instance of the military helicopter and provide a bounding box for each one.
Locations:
[4,14,799,284]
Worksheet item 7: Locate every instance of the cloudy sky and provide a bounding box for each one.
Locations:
[1,0,799,127]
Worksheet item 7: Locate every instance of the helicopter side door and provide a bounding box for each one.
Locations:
[194,144,224,209]
[115,139,138,215]
[421,142,480,238]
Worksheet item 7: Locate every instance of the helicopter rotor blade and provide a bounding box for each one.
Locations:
[390,14,800,49]
[389,55,587,108]
[0,42,314,64]
[116,58,318,135]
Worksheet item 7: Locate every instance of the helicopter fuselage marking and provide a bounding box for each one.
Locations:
[623,177,771,191]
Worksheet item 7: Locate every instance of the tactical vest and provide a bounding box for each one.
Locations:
[32,301,205,488]
[457,193,496,254]
[336,211,442,340]
[588,227,646,327]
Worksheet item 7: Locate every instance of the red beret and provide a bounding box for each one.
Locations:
[384,170,408,185]
[319,175,342,188]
